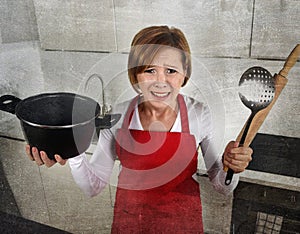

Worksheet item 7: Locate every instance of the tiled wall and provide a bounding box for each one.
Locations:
[0,0,299,233]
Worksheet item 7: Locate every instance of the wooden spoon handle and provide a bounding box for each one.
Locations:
[279,44,300,78]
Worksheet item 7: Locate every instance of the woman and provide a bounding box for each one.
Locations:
[26,26,252,233]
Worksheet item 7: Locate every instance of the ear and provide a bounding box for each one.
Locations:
[183,64,188,77]
[133,83,142,94]
[181,65,188,86]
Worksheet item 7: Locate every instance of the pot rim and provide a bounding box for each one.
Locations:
[15,92,101,129]
[19,113,100,129]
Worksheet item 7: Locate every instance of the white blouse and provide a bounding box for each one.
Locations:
[68,95,239,197]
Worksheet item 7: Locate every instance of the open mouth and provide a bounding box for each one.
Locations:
[151,91,170,98]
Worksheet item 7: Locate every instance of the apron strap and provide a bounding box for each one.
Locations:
[121,94,190,133]
[121,95,139,129]
[177,94,190,133]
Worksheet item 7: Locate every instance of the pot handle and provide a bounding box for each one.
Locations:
[95,113,121,129]
[0,95,21,114]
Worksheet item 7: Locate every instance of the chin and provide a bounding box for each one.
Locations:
[144,94,178,110]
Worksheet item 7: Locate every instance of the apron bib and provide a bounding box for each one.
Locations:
[112,95,203,234]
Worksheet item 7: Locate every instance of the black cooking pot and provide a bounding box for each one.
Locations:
[0,92,121,160]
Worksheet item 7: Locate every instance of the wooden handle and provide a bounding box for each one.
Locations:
[279,44,300,78]
[236,44,300,146]
[223,74,287,176]
[224,45,299,179]
[236,74,287,146]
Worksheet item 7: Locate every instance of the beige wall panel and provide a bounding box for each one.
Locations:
[0,42,44,139]
[115,0,253,57]
[251,0,300,59]
[33,0,116,52]
[0,0,39,43]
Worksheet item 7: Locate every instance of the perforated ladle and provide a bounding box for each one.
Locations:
[225,66,275,185]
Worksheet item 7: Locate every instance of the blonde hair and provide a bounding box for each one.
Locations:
[128,26,192,91]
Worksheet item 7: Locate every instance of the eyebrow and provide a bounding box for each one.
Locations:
[164,64,180,69]
[148,63,180,70]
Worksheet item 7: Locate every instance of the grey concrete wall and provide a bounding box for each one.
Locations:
[0,41,44,139]
[33,0,116,52]
[0,0,299,233]
[0,0,39,43]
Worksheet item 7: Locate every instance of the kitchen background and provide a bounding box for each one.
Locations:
[0,0,299,233]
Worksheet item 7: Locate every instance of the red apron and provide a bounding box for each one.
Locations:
[112,95,203,234]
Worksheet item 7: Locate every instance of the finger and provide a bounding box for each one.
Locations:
[226,153,251,164]
[229,165,245,173]
[40,151,56,168]
[223,154,237,167]
[231,157,250,172]
[230,147,253,157]
[229,157,249,167]
[224,152,250,170]
[224,149,241,162]
[25,145,34,161]
[227,151,252,165]
[236,151,253,163]
[224,160,247,173]
[54,154,67,166]
[31,147,44,166]
[223,141,247,172]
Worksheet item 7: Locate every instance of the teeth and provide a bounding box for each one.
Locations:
[152,92,169,97]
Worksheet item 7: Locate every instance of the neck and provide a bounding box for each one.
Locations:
[138,97,179,131]
[138,99,178,118]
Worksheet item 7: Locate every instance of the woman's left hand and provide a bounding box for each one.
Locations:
[223,141,253,173]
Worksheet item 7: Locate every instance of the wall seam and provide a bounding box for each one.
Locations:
[112,0,118,52]
[249,0,256,58]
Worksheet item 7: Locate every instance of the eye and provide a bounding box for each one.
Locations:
[167,68,177,74]
[144,68,155,74]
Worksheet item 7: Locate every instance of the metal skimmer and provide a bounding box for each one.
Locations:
[225,66,275,185]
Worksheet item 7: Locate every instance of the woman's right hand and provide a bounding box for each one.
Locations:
[25,145,67,167]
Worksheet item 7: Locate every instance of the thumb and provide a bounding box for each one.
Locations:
[54,154,67,165]
[233,141,240,148]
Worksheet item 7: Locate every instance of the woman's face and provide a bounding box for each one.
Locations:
[136,47,186,110]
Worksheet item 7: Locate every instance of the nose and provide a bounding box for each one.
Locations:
[156,69,167,82]
[152,70,168,89]
[154,82,167,89]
